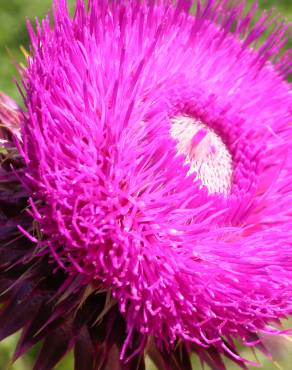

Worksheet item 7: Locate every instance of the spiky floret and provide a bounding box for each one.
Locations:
[1,0,292,369]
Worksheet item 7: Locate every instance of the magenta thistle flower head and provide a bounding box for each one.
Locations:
[1,0,292,369]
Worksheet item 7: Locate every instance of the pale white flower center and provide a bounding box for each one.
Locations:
[170,115,232,194]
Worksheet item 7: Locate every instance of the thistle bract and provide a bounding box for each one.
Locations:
[0,1,292,369]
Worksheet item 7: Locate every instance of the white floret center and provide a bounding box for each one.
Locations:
[170,115,233,194]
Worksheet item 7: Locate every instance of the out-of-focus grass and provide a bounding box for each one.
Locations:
[0,0,75,102]
[0,1,291,369]
[0,333,74,370]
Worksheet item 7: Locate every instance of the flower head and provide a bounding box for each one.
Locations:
[1,0,292,369]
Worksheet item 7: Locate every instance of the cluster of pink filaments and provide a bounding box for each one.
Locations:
[20,0,292,360]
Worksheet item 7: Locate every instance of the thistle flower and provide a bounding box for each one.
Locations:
[1,0,292,369]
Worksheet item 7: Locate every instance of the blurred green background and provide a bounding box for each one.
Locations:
[0,1,291,369]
